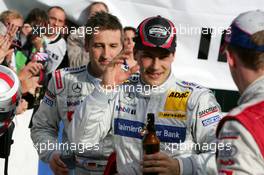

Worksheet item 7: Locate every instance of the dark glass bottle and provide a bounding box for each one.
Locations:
[142,113,160,175]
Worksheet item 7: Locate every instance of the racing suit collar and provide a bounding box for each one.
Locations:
[86,64,101,85]
[238,75,264,105]
[137,71,175,96]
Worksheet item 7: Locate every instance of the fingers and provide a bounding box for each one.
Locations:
[111,49,133,65]
[143,166,165,173]
[49,153,69,175]
[28,77,41,95]
[6,48,14,56]
[21,76,41,95]
[25,62,44,75]
[32,76,42,87]
[142,159,167,167]
[0,35,6,46]
[7,23,18,38]
[53,154,67,168]
[0,35,13,62]
[0,35,12,50]
[129,64,140,74]
[142,153,180,175]
[144,152,168,161]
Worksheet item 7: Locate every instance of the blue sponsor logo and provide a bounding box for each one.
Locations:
[43,95,54,107]
[180,81,202,89]
[67,100,81,107]
[114,118,186,143]
[115,105,136,115]
[202,115,220,126]
[114,118,143,139]
[156,125,186,142]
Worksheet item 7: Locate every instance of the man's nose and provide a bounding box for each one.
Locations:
[152,57,160,69]
[102,46,111,59]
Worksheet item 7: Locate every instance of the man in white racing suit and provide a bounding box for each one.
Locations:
[69,16,223,175]
[216,10,264,174]
[31,12,124,175]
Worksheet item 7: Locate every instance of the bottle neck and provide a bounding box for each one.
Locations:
[147,123,155,132]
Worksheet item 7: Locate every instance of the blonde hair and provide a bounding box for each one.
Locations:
[0,10,23,24]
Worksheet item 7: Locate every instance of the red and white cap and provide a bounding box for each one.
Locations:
[134,15,177,53]
[0,65,20,136]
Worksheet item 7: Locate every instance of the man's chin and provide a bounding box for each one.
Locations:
[142,77,163,86]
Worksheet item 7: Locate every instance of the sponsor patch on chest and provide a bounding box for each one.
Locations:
[164,90,190,112]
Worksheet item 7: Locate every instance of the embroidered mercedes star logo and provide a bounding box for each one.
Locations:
[72,82,82,93]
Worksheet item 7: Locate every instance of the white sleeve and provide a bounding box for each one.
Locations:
[178,90,223,175]
[68,86,116,148]
[30,76,60,162]
[217,120,264,174]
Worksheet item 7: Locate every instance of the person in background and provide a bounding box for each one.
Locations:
[67,1,109,68]
[124,26,137,67]
[0,10,23,72]
[216,10,264,174]
[19,8,49,73]
[31,12,124,175]
[69,15,222,175]
[0,21,13,65]
[18,8,49,111]
[43,6,67,74]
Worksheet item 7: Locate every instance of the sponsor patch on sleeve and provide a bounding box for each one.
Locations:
[55,70,63,89]
[202,115,221,126]
[198,106,219,118]
[43,90,56,107]
[43,95,54,107]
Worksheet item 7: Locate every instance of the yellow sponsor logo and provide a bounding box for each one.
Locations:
[158,112,187,120]
[164,90,190,112]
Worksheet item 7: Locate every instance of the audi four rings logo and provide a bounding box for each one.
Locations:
[72,82,82,93]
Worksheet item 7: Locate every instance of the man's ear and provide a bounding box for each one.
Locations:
[172,51,176,60]
[226,49,236,68]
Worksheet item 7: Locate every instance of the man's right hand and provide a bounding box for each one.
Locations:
[49,153,69,175]
[101,50,139,89]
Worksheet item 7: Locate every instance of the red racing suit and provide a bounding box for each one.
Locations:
[217,76,264,175]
